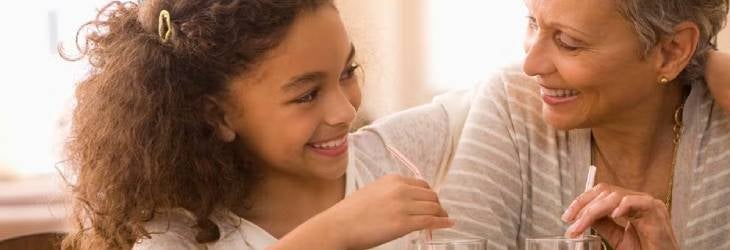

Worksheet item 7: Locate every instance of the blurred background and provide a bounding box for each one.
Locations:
[0,0,728,246]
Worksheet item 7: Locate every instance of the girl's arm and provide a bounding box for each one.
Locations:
[269,175,452,250]
[706,50,730,113]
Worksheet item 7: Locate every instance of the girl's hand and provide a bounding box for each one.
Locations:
[706,50,730,113]
[561,183,679,250]
[271,174,452,250]
[324,174,452,249]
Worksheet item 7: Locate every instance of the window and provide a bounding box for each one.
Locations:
[426,1,528,91]
[0,1,106,175]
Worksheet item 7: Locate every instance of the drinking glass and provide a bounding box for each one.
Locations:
[408,238,488,250]
[525,236,603,250]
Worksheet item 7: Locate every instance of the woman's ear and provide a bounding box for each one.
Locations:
[203,96,237,142]
[656,21,701,81]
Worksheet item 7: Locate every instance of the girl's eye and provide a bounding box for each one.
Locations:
[340,63,360,81]
[294,88,319,104]
[555,33,580,51]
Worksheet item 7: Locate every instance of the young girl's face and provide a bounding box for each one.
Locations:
[216,6,360,182]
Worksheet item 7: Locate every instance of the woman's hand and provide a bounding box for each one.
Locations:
[272,174,452,250]
[706,50,730,113]
[561,183,679,250]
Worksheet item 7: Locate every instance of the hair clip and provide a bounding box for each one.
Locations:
[158,10,174,43]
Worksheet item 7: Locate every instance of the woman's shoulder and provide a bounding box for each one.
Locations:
[476,63,543,113]
[471,63,554,136]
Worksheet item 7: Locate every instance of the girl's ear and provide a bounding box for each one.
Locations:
[203,95,237,142]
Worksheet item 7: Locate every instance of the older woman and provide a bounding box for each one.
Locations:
[436,0,730,249]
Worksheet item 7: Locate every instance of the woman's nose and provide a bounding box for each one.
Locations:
[522,34,556,77]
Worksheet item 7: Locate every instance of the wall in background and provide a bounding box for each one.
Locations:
[0,1,104,175]
[719,14,729,50]
[337,0,431,119]
[337,1,527,119]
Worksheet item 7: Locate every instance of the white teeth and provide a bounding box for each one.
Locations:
[311,136,346,149]
[541,87,579,97]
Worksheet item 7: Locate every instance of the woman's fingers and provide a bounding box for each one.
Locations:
[590,217,628,246]
[561,183,679,249]
[610,195,666,220]
[562,184,610,222]
[572,191,610,223]
[566,191,623,238]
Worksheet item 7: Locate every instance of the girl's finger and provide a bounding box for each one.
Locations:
[397,175,432,189]
[405,186,440,202]
[407,215,455,232]
[405,201,445,216]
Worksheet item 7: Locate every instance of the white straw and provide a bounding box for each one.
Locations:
[580,165,598,238]
[585,165,597,192]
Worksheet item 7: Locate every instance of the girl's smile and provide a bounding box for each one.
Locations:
[306,134,348,157]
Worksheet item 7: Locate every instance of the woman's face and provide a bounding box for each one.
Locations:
[523,0,665,130]
[217,6,360,182]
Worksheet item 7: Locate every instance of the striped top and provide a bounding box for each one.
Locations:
[437,64,730,249]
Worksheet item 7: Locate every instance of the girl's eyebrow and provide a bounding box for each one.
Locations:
[282,72,324,93]
[282,44,356,93]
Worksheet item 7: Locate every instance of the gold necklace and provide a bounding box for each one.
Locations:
[666,104,684,211]
[590,104,683,213]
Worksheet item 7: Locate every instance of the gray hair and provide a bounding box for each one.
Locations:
[618,0,729,85]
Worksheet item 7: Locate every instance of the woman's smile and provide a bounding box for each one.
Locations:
[540,86,581,106]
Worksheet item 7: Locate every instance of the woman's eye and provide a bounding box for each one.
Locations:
[294,89,319,104]
[340,63,360,81]
[555,33,580,51]
[527,16,538,30]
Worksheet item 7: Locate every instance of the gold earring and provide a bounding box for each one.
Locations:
[659,76,670,85]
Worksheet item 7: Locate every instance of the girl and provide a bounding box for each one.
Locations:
[61,0,453,249]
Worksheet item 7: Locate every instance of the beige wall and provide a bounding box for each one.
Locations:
[337,0,431,120]
[720,18,729,51]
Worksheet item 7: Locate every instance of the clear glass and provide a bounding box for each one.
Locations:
[409,238,488,250]
[525,236,603,250]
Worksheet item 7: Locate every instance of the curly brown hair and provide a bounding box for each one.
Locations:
[61,0,331,249]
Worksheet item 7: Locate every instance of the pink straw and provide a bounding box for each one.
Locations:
[385,145,434,244]
[385,145,424,179]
